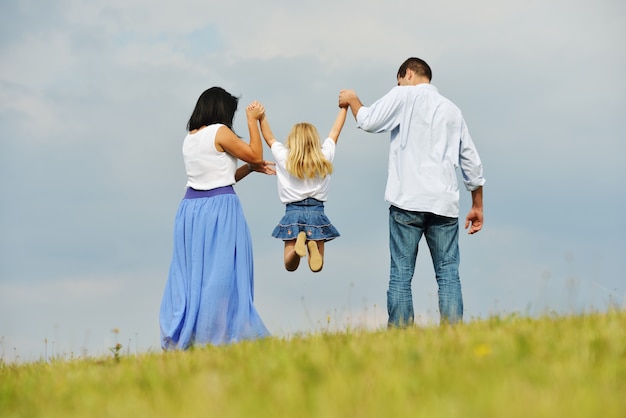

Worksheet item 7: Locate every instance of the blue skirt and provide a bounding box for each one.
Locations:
[159,186,270,350]
[272,198,340,241]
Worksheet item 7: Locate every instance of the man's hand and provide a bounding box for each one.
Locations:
[338,89,356,108]
[464,207,483,234]
[338,90,363,119]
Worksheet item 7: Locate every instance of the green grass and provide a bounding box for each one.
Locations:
[2,310,625,418]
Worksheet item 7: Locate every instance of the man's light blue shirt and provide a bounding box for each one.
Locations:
[356,84,485,218]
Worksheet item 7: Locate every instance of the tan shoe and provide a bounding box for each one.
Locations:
[294,231,307,257]
[307,240,323,272]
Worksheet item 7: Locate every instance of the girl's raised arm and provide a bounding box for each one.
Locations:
[259,113,277,148]
[328,107,348,144]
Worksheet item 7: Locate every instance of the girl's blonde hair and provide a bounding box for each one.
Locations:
[286,123,333,179]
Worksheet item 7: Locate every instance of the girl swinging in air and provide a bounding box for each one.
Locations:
[253,103,348,272]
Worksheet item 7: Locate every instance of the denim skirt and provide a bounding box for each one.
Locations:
[272,197,340,241]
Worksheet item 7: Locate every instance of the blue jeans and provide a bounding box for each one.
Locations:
[387,206,463,327]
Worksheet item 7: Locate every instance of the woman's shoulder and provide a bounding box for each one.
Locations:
[188,123,226,137]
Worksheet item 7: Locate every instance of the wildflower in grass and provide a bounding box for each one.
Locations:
[473,343,492,358]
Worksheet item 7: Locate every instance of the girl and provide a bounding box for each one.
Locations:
[255,104,348,272]
[159,87,274,350]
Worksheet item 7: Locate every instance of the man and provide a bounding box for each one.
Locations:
[339,57,485,327]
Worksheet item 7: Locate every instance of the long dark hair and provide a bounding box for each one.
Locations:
[186,87,239,131]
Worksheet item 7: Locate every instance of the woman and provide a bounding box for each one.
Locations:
[159,87,272,349]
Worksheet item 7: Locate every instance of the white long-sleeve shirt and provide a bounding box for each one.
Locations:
[356,84,485,218]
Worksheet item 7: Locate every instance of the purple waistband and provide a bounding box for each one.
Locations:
[184,185,235,199]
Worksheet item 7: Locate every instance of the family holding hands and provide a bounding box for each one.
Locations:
[159,57,485,350]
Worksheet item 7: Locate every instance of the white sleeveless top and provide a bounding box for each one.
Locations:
[182,123,237,190]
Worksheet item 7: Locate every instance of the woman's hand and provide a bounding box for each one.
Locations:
[246,101,265,120]
[250,160,276,175]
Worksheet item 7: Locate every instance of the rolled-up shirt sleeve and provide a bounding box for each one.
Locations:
[356,87,404,133]
[459,119,486,191]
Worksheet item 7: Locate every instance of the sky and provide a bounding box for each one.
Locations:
[1,0,625,363]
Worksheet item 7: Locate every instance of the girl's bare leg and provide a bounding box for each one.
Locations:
[284,240,301,271]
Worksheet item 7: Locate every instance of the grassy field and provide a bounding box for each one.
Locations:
[1,310,625,418]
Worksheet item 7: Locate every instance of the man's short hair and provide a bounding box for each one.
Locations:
[397,57,432,81]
